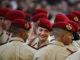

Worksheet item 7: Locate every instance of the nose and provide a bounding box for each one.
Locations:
[41,31,45,35]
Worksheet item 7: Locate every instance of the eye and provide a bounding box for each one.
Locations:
[39,29,43,32]
[45,30,49,33]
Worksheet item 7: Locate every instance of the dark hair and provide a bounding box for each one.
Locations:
[39,26,52,32]
[72,32,79,41]
[9,24,25,35]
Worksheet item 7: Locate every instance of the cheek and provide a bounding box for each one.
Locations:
[66,36,72,42]
[44,33,49,38]
[69,36,73,40]
[62,35,68,42]
[37,32,41,36]
[46,33,50,36]
[65,36,70,40]
[37,30,41,36]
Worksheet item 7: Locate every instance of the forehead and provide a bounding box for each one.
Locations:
[38,26,49,31]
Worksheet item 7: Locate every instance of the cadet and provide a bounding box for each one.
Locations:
[28,18,52,50]
[0,10,25,45]
[0,19,34,60]
[0,8,12,45]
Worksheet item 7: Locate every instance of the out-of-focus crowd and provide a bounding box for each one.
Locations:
[1,0,80,22]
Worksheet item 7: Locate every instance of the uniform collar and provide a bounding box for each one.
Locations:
[8,37,24,42]
[39,39,49,48]
[50,41,65,47]
[33,38,49,48]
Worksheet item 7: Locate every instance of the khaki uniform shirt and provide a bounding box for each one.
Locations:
[76,40,80,47]
[33,41,73,60]
[66,50,80,60]
[65,41,80,52]
[0,37,34,60]
[48,35,55,43]
[0,30,9,45]
[30,38,49,50]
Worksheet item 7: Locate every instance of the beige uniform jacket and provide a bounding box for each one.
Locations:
[66,50,80,60]
[0,37,34,60]
[48,35,55,43]
[0,31,9,44]
[33,41,73,60]
[76,40,80,47]
[65,41,80,52]
[30,38,49,50]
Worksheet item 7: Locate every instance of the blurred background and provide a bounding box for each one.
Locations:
[0,0,80,23]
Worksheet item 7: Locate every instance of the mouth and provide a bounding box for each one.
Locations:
[40,35,48,39]
[40,35,46,37]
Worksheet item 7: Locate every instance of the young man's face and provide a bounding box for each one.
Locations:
[0,17,6,30]
[4,19,12,30]
[37,27,50,41]
[0,17,4,25]
[62,32,74,45]
[0,17,12,30]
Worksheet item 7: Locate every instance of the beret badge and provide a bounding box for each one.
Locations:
[25,23,29,29]
[66,24,72,30]
[74,16,78,21]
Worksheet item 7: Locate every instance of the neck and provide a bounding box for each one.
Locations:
[38,40,42,44]
[55,37,63,43]
[38,40,45,47]
[12,34,25,41]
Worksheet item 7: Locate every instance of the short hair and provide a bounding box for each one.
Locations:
[9,24,26,36]
[53,27,69,38]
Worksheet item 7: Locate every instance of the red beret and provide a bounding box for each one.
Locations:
[33,9,48,15]
[53,22,75,32]
[66,13,79,22]
[54,14,69,23]
[5,10,25,20]
[68,21,79,32]
[25,13,31,18]
[0,8,12,17]
[12,19,31,30]
[38,18,52,31]
[71,11,80,19]
[31,13,48,22]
